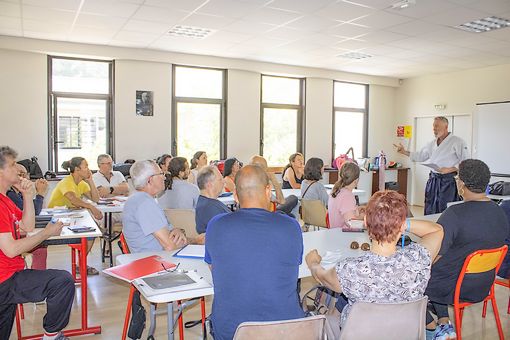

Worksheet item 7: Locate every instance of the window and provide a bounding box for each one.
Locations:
[172,65,226,162]
[261,75,304,166]
[333,81,368,159]
[49,56,113,172]
[58,116,81,149]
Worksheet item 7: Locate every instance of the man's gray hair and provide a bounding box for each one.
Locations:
[97,154,112,165]
[197,165,217,190]
[434,116,449,125]
[0,146,18,169]
[130,160,158,190]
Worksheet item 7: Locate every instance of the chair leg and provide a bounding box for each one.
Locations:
[177,300,184,340]
[15,304,22,339]
[490,297,504,340]
[19,304,24,319]
[507,296,509,315]
[454,305,463,340]
[200,297,207,339]
[122,285,136,340]
[482,299,488,318]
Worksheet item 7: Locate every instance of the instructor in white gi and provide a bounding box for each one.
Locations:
[395,116,468,215]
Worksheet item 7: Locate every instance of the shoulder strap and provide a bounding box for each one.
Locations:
[302,181,317,198]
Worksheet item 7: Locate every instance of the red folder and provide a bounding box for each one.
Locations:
[103,255,176,282]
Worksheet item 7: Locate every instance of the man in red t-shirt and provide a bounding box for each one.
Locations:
[0,146,75,340]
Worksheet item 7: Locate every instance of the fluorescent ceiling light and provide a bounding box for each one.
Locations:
[391,0,416,10]
[168,25,215,39]
[337,52,372,60]
[455,16,510,33]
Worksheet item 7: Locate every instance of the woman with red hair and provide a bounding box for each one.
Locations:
[306,190,444,338]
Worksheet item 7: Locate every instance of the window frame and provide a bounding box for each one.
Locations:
[259,75,306,164]
[331,81,369,159]
[47,55,115,173]
[171,64,228,160]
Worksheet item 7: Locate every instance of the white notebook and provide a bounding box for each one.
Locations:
[174,244,206,259]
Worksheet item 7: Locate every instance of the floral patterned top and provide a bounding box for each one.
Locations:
[336,242,431,327]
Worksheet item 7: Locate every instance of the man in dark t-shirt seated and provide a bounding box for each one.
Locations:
[195,166,231,234]
[498,200,510,279]
[204,165,305,340]
[425,159,509,340]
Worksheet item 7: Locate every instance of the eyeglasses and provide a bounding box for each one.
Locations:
[161,262,180,273]
[150,171,165,179]
[99,162,113,165]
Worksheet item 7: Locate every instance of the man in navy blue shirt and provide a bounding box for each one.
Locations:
[499,200,510,278]
[195,166,230,234]
[204,165,305,340]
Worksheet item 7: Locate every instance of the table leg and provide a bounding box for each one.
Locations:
[108,212,113,267]
[80,237,88,328]
[148,303,157,337]
[167,302,174,340]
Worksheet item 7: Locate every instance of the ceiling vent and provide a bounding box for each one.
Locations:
[168,25,215,39]
[455,16,510,33]
[337,52,372,60]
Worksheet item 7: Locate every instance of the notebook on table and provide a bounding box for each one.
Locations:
[174,245,205,259]
[103,255,177,283]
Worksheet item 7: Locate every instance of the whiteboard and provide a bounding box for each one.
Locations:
[473,102,510,176]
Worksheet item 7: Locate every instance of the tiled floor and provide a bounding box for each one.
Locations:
[10,208,510,339]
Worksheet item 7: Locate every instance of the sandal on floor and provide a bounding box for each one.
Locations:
[76,266,99,276]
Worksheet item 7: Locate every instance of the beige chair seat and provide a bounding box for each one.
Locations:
[233,315,326,340]
[339,296,428,340]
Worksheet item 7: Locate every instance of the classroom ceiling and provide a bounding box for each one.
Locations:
[1,0,510,78]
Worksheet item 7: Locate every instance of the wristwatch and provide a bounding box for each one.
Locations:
[109,187,114,194]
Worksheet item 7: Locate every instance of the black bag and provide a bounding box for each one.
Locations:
[18,156,43,179]
[488,181,510,196]
[113,163,133,178]
[128,290,146,340]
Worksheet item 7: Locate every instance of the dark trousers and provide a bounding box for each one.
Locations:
[276,195,299,216]
[424,172,460,215]
[426,301,449,325]
[0,269,75,339]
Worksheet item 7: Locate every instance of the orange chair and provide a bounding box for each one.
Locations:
[486,278,509,315]
[119,232,130,254]
[119,232,207,340]
[453,245,508,340]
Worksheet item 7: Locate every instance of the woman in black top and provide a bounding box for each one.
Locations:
[424,159,509,339]
[282,153,304,189]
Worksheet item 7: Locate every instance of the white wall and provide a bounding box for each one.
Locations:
[305,78,333,164]
[0,49,47,169]
[0,37,401,173]
[395,63,510,203]
[115,60,172,163]
[368,85,397,162]
[226,70,260,163]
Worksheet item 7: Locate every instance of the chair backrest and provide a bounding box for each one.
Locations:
[119,232,130,254]
[454,245,508,303]
[233,315,325,340]
[164,209,198,238]
[339,296,428,340]
[301,200,329,228]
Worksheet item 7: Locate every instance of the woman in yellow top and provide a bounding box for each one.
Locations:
[48,157,103,275]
